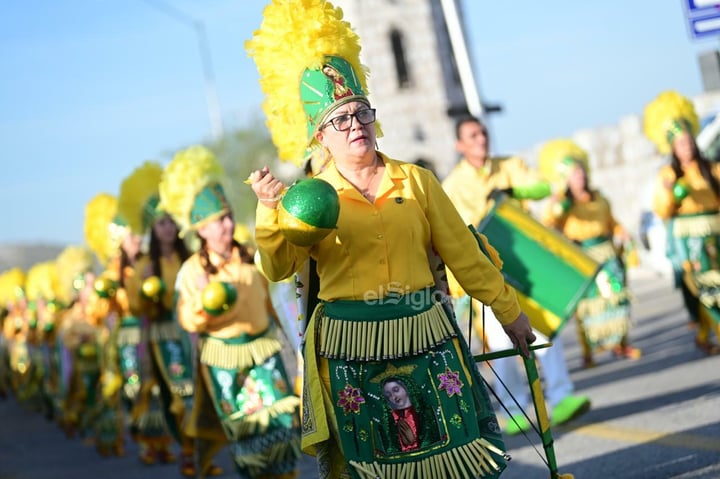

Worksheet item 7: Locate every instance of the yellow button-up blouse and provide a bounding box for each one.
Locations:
[255,153,520,325]
[176,248,273,338]
[543,191,620,242]
[653,162,720,220]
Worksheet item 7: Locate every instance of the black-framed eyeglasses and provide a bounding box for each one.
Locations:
[323,108,376,132]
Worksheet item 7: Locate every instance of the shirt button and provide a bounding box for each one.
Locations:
[372,210,379,216]
[379,259,386,264]
[377,234,383,239]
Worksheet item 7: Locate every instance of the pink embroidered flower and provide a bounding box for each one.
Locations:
[438,367,464,397]
[337,384,365,414]
[169,363,184,378]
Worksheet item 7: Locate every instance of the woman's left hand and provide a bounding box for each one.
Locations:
[502,311,537,358]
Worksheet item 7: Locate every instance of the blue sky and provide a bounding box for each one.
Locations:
[0,0,714,246]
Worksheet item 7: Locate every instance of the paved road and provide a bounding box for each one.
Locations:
[2,265,719,478]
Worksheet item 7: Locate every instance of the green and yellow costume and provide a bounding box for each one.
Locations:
[161,145,301,478]
[539,139,637,365]
[247,2,523,477]
[645,90,720,354]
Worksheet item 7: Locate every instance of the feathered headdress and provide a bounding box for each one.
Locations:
[643,90,700,155]
[85,193,126,265]
[0,268,26,307]
[246,0,379,166]
[538,138,591,185]
[118,161,164,234]
[158,145,228,236]
[25,261,58,302]
[55,245,95,305]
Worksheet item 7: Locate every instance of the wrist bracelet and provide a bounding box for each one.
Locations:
[259,195,281,202]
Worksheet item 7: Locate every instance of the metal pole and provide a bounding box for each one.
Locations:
[140,0,224,140]
[439,0,483,118]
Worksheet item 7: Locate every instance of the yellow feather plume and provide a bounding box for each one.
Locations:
[84,193,119,265]
[538,138,591,185]
[25,261,58,302]
[246,0,372,165]
[118,161,164,234]
[643,90,699,155]
[158,145,225,235]
[55,245,95,305]
[0,268,26,307]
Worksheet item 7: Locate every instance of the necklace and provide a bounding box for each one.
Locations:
[340,156,380,200]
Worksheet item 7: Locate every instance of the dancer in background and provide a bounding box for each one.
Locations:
[160,145,301,479]
[644,90,720,355]
[539,138,641,368]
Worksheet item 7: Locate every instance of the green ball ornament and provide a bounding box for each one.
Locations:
[673,179,689,202]
[278,178,340,247]
[202,281,238,316]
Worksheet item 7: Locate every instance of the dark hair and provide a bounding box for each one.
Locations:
[670,136,720,199]
[118,247,140,288]
[148,218,190,278]
[198,238,254,275]
[454,115,486,140]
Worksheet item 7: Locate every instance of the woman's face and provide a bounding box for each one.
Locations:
[197,213,234,254]
[122,232,142,258]
[673,131,695,165]
[566,163,587,192]
[315,101,377,163]
[153,214,179,246]
[383,380,412,410]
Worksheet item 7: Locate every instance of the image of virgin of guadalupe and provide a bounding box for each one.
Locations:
[375,375,441,455]
[322,63,354,101]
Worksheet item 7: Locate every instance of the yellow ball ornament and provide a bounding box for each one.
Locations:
[94,276,118,299]
[141,276,166,302]
[202,281,238,316]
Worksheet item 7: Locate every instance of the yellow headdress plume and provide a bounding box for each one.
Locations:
[158,145,228,237]
[246,0,379,166]
[118,161,164,234]
[84,193,123,265]
[25,261,58,302]
[538,138,591,185]
[643,90,700,155]
[55,246,95,305]
[0,268,26,307]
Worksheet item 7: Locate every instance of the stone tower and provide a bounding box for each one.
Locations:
[332,0,481,178]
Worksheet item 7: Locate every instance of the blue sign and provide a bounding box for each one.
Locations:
[686,0,720,14]
[689,13,720,39]
[684,1,720,40]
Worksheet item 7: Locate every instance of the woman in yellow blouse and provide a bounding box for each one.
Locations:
[645,91,720,355]
[118,161,200,470]
[83,192,143,457]
[160,146,301,479]
[246,2,535,477]
[540,139,641,368]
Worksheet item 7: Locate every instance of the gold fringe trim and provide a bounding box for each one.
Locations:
[693,270,720,308]
[576,291,633,317]
[319,303,455,360]
[349,437,505,478]
[672,214,720,238]
[582,317,630,344]
[149,320,182,342]
[226,395,300,437]
[200,334,282,370]
[117,324,141,346]
[585,241,617,264]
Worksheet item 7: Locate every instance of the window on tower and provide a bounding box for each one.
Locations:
[390,28,411,89]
